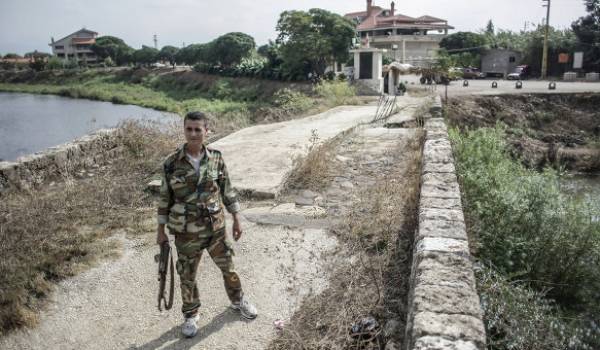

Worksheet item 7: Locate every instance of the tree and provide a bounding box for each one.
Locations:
[158,45,179,67]
[24,51,51,59]
[175,43,212,65]
[133,45,159,66]
[3,53,22,59]
[440,32,487,52]
[91,36,134,66]
[485,20,495,35]
[572,0,600,70]
[276,8,355,80]
[211,32,256,66]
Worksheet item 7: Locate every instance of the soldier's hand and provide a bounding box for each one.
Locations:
[156,226,169,245]
[232,214,243,241]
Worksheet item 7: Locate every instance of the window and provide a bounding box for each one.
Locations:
[54,45,64,50]
[509,56,516,63]
[57,53,65,58]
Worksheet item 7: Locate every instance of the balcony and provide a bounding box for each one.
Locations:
[370,34,446,44]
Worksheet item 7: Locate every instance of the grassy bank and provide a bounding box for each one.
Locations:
[449,125,600,349]
[0,122,180,335]
[0,69,364,133]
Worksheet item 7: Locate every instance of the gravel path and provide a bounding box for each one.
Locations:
[0,216,336,350]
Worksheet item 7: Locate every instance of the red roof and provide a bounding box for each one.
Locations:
[344,3,452,31]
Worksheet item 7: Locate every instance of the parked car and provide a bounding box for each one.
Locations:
[506,65,530,80]
[462,67,485,79]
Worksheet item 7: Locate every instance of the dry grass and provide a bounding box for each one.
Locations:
[0,121,180,335]
[269,130,425,350]
[283,129,346,192]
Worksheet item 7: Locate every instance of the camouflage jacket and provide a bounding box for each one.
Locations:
[157,144,240,235]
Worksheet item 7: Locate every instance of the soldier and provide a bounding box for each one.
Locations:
[156,111,257,338]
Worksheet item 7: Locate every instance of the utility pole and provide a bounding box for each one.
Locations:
[541,0,551,79]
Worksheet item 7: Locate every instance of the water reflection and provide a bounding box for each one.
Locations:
[0,92,178,161]
[561,174,600,222]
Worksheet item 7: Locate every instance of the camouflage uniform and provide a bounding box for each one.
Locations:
[157,143,242,317]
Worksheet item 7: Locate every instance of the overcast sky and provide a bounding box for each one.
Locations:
[0,0,589,55]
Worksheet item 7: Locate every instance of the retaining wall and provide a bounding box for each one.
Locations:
[404,97,487,349]
[0,129,123,195]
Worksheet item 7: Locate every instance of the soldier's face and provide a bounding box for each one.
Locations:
[184,119,208,147]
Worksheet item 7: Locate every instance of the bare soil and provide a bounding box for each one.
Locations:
[445,94,600,171]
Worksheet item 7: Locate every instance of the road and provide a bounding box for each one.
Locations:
[400,74,600,96]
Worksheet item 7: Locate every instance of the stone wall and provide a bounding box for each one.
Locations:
[404,97,487,349]
[0,129,124,195]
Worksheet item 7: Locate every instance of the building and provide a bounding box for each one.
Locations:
[49,28,99,64]
[481,49,522,78]
[345,0,453,66]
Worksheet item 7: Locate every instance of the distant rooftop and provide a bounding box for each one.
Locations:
[344,1,454,32]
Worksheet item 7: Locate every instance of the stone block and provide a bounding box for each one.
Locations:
[413,250,476,289]
[411,312,486,347]
[420,196,462,211]
[421,183,461,199]
[421,172,457,187]
[416,237,470,255]
[417,218,467,241]
[422,161,456,175]
[424,137,451,148]
[413,336,481,350]
[419,208,464,224]
[423,145,453,164]
[426,130,448,141]
[412,283,482,317]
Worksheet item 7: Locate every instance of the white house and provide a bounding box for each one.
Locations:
[49,28,99,64]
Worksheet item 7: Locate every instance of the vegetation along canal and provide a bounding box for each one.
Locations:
[0,92,177,161]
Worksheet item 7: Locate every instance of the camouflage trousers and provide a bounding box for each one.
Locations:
[174,229,242,317]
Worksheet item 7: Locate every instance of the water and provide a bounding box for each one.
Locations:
[561,174,600,221]
[0,92,178,161]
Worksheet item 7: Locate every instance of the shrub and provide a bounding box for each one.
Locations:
[314,81,358,106]
[272,88,314,114]
[46,57,63,70]
[449,125,600,349]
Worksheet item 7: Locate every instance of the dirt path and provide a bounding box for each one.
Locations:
[0,98,427,350]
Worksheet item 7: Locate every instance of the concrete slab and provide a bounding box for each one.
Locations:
[211,105,379,198]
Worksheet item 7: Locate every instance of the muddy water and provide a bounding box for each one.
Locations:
[561,174,600,221]
[0,92,177,161]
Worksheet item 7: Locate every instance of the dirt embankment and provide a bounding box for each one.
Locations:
[445,94,600,172]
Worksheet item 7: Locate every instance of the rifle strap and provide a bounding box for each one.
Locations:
[158,243,175,311]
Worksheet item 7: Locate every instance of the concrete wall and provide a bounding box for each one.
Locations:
[404,97,487,349]
[0,129,123,195]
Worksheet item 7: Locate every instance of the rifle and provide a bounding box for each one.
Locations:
[154,241,175,311]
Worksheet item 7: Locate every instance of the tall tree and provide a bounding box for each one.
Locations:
[485,20,495,35]
[158,45,179,67]
[91,36,134,66]
[276,8,355,79]
[572,0,600,70]
[133,45,159,66]
[211,32,256,66]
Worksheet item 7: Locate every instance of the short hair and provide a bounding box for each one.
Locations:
[184,111,210,128]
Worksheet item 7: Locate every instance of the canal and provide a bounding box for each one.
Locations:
[0,92,177,161]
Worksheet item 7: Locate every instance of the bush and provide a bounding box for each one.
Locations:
[449,125,600,349]
[272,88,314,114]
[314,81,358,106]
[46,57,63,70]
[477,264,594,350]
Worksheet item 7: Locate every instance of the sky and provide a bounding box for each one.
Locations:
[0,0,590,55]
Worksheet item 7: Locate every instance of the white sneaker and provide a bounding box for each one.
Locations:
[230,296,258,319]
[181,314,200,338]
